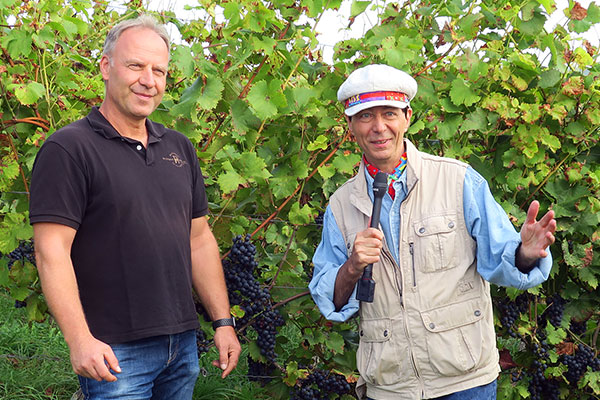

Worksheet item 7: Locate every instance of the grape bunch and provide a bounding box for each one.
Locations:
[2,240,35,269]
[1,241,35,308]
[496,293,529,335]
[314,211,324,226]
[539,294,566,328]
[247,355,275,386]
[561,344,600,384]
[223,234,284,361]
[527,360,559,400]
[570,319,587,336]
[196,328,210,354]
[290,368,352,400]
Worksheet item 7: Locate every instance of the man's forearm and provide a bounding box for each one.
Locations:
[34,224,93,346]
[333,260,363,311]
[190,221,231,321]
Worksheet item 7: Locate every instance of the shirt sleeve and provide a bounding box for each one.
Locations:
[463,167,552,290]
[188,143,209,219]
[29,141,87,230]
[309,206,360,322]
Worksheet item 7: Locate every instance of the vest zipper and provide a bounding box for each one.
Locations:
[409,242,416,287]
[401,297,423,390]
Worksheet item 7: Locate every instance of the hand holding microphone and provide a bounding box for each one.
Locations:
[356,171,387,303]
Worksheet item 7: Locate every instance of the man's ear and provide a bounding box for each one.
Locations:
[344,115,353,134]
[406,107,413,125]
[99,55,110,81]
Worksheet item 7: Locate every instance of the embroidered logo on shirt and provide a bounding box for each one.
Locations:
[162,152,188,168]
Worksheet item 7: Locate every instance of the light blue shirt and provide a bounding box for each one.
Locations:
[309,166,553,322]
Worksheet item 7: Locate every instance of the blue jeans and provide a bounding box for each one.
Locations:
[429,380,497,400]
[78,330,200,400]
[367,380,497,400]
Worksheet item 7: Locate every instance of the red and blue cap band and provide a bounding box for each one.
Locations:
[344,91,409,109]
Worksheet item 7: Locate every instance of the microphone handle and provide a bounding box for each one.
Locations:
[356,192,384,301]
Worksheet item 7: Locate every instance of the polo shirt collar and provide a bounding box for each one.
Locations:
[86,107,167,142]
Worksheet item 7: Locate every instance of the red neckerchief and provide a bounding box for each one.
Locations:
[363,153,408,200]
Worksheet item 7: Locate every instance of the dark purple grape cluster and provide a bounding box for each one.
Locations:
[223,235,264,302]
[496,293,529,336]
[314,211,324,226]
[527,360,559,400]
[570,319,587,336]
[290,368,352,400]
[196,328,210,354]
[247,355,275,386]
[1,241,35,308]
[223,235,284,361]
[539,294,566,328]
[2,240,35,269]
[561,345,600,384]
[252,307,284,360]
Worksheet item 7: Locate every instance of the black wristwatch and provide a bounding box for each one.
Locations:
[212,317,236,329]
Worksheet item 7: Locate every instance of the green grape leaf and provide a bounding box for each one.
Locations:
[239,152,272,181]
[247,80,278,120]
[4,28,32,58]
[325,331,345,354]
[350,0,371,18]
[13,82,45,105]
[307,135,329,151]
[289,203,313,225]
[449,78,480,107]
[538,69,562,88]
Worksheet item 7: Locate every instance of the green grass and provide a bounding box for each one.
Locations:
[0,291,78,400]
[0,291,274,399]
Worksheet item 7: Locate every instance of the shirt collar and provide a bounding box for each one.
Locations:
[363,153,408,199]
[86,107,166,141]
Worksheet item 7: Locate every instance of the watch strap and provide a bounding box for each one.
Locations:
[212,317,235,329]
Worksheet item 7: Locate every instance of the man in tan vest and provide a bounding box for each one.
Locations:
[309,64,556,399]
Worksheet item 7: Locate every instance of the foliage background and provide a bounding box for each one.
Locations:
[1,0,599,398]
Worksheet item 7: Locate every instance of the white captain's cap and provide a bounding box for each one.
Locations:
[337,64,418,116]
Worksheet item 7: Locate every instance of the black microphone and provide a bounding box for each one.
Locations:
[356,171,387,303]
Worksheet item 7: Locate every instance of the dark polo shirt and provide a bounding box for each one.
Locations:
[29,107,207,343]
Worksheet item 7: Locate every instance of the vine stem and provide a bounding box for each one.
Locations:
[519,153,570,209]
[3,126,30,198]
[248,130,351,239]
[272,290,310,309]
[201,20,292,152]
[239,22,292,100]
[2,117,50,132]
[219,129,350,260]
[1,117,50,199]
[200,116,225,152]
[268,227,297,291]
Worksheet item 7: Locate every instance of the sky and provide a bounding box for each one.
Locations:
[110,0,599,65]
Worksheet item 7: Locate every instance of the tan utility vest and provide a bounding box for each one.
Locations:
[329,140,499,399]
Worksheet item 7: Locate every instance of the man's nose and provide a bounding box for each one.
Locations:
[138,67,155,88]
[371,114,386,132]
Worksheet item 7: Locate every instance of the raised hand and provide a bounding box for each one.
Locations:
[517,200,557,270]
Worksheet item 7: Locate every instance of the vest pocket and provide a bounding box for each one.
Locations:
[420,298,485,376]
[412,213,459,273]
[357,318,401,386]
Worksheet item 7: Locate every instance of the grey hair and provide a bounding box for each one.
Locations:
[102,14,170,57]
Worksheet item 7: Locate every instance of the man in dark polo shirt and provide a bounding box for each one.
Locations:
[29,15,240,399]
